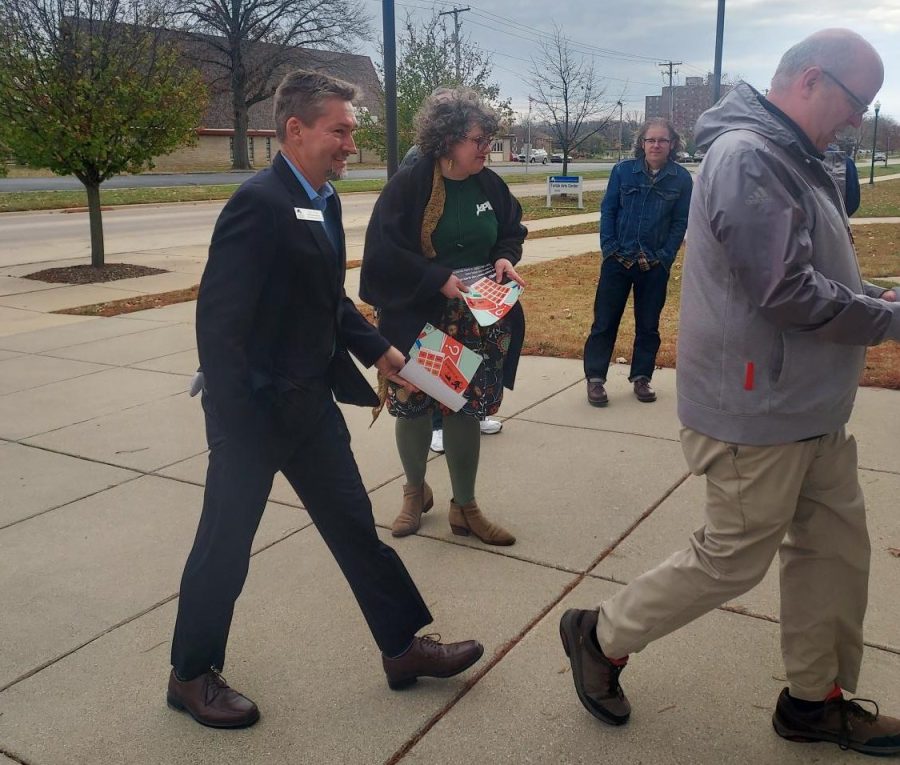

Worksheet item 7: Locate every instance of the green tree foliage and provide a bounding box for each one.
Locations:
[0,1,207,266]
[356,12,511,160]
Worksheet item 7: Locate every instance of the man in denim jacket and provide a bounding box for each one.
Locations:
[583,118,692,406]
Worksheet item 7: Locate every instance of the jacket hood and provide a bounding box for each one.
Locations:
[695,82,811,160]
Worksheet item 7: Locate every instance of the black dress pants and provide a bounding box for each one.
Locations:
[171,386,432,679]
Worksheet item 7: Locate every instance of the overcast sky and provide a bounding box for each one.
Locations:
[366,0,900,123]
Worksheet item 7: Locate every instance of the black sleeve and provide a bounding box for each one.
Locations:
[359,170,453,311]
[196,186,278,439]
[485,170,527,267]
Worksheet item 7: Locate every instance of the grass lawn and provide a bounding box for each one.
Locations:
[857,179,900,217]
[518,237,900,389]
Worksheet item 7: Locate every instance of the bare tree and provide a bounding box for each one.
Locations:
[528,24,617,175]
[178,0,372,169]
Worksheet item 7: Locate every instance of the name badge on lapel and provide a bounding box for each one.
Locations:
[294,207,325,222]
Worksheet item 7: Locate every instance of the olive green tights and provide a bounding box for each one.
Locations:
[395,413,480,504]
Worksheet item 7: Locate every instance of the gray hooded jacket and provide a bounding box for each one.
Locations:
[677,83,900,445]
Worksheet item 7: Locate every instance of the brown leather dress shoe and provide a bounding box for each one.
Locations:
[382,634,484,690]
[587,380,609,407]
[633,379,656,402]
[559,609,630,726]
[167,669,260,728]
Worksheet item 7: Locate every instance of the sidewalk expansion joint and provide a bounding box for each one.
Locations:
[0,525,310,694]
[0,747,34,765]
[501,377,583,421]
[515,416,681,442]
[383,469,690,764]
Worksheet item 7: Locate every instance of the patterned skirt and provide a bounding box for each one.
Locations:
[387,297,511,419]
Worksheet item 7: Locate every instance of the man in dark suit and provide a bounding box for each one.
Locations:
[167,70,484,729]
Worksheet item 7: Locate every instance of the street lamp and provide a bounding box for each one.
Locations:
[617,100,623,163]
[869,100,881,186]
[525,96,532,175]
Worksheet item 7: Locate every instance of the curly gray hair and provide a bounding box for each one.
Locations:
[414,87,500,159]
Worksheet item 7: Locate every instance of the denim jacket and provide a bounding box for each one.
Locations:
[600,158,693,271]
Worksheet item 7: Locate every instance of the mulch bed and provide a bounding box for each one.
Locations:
[55,286,199,317]
[24,263,167,284]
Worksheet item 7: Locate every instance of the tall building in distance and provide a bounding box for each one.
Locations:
[645,76,734,147]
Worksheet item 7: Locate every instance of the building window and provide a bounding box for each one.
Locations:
[229,136,234,163]
[247,137,255,163]
[265,137,272,162]
[491,140,503,153]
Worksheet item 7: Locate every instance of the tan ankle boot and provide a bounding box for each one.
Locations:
[391,482,434,537]
[448,499,515,546]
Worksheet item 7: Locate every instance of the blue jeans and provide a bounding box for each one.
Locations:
[583,256,669,383]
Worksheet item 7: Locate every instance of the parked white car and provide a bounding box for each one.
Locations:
[517,149,548,164]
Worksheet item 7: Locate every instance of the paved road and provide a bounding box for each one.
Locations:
[0,162,614,192]
[0,178,613,268]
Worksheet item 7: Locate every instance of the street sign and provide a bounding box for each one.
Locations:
[546,175,583,209]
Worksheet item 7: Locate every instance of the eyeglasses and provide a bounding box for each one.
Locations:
[464,135,494,151]
[642,137,671,145]
[821,69,869,116]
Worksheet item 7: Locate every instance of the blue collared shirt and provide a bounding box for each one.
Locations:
[282,155,341,253]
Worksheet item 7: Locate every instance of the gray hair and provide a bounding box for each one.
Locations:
[771,29,869,89]
[414,87,499,158]
[633,118,681,159]
[273,70,359,142]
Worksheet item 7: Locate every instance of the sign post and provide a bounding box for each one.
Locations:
[546,175,583,209]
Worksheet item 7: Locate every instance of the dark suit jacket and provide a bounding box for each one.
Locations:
[196,152,389,441]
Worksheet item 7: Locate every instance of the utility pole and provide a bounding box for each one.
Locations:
[382,0,398,177]
[439,6,470,81]
[617,100,623,162]
[659,61,681,125]
[712,0,726,103]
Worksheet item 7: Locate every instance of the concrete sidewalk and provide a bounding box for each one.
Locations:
[1,255,899,764]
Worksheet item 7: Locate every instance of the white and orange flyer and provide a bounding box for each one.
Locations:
[399,324,483,411]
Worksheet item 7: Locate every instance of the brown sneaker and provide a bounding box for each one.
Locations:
[382,634,484,690]
[772,687,900,755]
[633,378,656,403]
[587,380,609,407]
[559,608,630,726]
[166,669,260,728]
[391,481,434,537]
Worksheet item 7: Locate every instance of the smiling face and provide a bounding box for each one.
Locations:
[282,97,357,188]
[446,123,493,177]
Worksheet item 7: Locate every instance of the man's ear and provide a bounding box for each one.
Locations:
[798,66,823,99]
[286,116,303,141]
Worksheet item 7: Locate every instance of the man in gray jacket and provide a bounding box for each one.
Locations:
[559,29,900,755]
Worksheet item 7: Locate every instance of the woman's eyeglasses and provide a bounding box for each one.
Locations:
[464,135,494,151]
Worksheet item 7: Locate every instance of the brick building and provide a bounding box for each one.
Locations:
[645,76,734,146]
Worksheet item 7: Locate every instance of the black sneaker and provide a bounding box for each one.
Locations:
[559,608,630,725]
[772,687,900,755]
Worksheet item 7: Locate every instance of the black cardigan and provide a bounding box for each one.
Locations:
[359,157,527,389]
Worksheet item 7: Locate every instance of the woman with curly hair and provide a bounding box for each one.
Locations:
[360,87,526,546]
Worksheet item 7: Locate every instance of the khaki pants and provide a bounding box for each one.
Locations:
[597,427,870,701]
